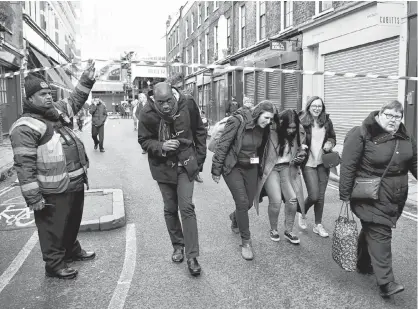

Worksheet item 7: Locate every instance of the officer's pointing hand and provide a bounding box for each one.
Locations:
[83,60,96,81]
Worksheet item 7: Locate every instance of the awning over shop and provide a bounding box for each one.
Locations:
[30,48,71,91]
[55,66,75,90]
[92,81,124,92]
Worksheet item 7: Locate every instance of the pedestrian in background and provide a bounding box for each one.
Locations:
[226,97,239,117]
[135,93,148,154]
[296,96,336,237]
[211,101,275,260]
[339,100,417,297]
[9,62,97,280]
[255,109,307,245]
[89,98,107,152]
[138,82,207,276]
[132,95,139,130]
[75,109,85,131]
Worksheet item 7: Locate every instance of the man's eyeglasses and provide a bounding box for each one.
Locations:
[383,113,402,121]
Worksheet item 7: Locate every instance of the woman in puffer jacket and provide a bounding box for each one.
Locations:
[211,101,276,261]
[339,100,417,298]
[254,109,307,245]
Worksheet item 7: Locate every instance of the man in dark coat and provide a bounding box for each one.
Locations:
[138,82,206,276]
[89,98,107,152]
[340,101,417,297]
[9,62,97,279]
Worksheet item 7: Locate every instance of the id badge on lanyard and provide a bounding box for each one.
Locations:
[250,155,259,164]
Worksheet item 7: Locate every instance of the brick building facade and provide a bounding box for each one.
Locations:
[167,1,410,134]
[0,2,24,143]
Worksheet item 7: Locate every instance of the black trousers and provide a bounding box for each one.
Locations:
[157,167,199,259]
[92,124,104,149]
[34,190,84,272]
[357,221,394,286]
[223,163,258,241]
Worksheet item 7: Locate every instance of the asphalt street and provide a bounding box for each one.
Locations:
[0,118,416,309]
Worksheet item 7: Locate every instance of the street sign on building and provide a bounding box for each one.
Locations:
[270,41,286,51]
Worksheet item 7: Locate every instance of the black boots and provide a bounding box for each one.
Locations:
[187,258,201,276]
[172,248,184,263]
[46,267,78,279]
[379,282,404,297]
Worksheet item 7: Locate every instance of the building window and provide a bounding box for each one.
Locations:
[227,17,231,49]
[201,40,203,64]
[55,17,59,45]
[239,5,246,49]
[191,45,195,71]
[185,48,189,75]
[198,4,202,26]
[177,27,180,44]
[284,1,293,29]
[259,2,266,40]
[214,1,219,11]
[40,1,46,31]
[319,1,333,12]
[205,33,209,64]
[185,18,189,38]
[191,13,194,33]
[205,2,209,20]
[0,67,7,105]
[214,25,218,60]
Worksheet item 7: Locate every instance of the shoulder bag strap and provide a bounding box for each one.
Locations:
[381,139,400,179]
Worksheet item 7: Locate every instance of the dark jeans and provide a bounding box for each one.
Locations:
[223,163,258,241]
[92,124,104,149]
[298,164,329,224]
[158,167,199,259]
[34,190,84,272]
[358,221,394,286]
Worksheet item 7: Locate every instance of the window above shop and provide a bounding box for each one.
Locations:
[281,1,293,30]
[214,1,219,12]
[313,1,334,18]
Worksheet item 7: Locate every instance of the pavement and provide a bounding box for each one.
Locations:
[0,115,126,232]
[0,118,416,309]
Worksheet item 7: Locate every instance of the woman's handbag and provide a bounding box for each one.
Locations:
[332,202,358,272]
[351,140,399,200]
[322,151,341,168]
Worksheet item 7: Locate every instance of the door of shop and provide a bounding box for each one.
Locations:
[324,37,400,145]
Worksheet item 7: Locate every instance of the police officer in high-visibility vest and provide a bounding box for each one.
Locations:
[9,62,96,279]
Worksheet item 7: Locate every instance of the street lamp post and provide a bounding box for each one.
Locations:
[166,17,171,79]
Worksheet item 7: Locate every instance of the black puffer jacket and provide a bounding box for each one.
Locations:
[211,108,269,177]
[138,88,206,184]
[339,111,417,227]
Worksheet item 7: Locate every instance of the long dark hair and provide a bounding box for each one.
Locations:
[275,109,301,157]
[301,96,327,128]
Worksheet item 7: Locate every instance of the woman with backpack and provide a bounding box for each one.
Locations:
[339,100,416,297]
[254,109,308,245]
[211,100,275,260]
[296,96,336,237]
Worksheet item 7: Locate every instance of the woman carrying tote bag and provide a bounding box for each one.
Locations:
[339,100,417,297]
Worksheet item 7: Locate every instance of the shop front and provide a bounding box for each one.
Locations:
[302,1,406,146]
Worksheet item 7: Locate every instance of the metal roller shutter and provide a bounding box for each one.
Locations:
[244,72,255,103]
[324,37,400,145]
[267,71,281,110]
[283,62,298,110]
[256,71,266,104]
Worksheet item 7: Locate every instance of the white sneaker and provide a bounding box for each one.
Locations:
[313,224,329,238]
[298,213,307,230]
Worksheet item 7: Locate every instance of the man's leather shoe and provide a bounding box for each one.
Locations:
[172,248,184,263]
[46,267,78,279]
[100,148,105,152]
[65,249,96,263]
[379,282,404,297]
[94,143,98,150]
[187,258,201,276]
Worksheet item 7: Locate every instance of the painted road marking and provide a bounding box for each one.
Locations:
[0,231,38,294]
[0,186,17,198]
[108,223,137,309]
[327,184,417,222]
